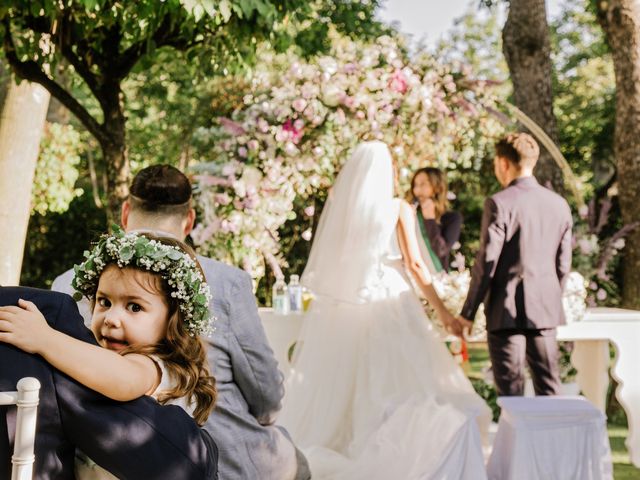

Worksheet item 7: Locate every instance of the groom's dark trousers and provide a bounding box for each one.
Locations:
[461,177,573,396]
[0,286,218,479]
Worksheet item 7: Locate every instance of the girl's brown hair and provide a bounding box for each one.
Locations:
[101,235,217,425]
[410,167,450,221]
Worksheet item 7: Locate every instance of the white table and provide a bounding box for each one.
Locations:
[259,306,640,467]
[260,308,304,372]
[557,307,640,467]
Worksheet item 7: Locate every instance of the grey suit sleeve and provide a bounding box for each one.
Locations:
[228,273,285,425]
[556,213,573,287]
[461,198,506,321]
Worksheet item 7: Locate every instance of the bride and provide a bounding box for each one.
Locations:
[279,141,491,479]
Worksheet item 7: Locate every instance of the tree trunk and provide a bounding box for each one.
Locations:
[502,0,564,192]
[101,84,130,226]
[597,1,640,309]
[0,77,50,285]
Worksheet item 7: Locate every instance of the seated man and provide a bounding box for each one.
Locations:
[0,286,218,480]
[52,165,310,480]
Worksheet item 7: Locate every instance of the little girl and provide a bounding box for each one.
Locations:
[0,228,217,478]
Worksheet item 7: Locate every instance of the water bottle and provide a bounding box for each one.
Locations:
[288,274,303,314]
[272,277,290,315]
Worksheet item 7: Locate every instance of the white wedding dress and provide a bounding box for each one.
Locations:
[279,142,491,480]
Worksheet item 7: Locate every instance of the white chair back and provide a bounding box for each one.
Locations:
[0,377,40,480]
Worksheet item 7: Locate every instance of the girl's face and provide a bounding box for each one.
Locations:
[412,172,434,203]
[91,265,169,352]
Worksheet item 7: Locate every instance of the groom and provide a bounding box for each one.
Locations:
[0,286,218,479]
[458,133,573,396]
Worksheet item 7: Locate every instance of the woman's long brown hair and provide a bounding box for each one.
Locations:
[410,167,450,221]
[107,235,217,425]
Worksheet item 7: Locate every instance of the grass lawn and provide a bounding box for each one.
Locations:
[465,344,640,479]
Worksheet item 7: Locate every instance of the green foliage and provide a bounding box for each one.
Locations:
[21,191,107,289]
[551,0,615,189]
[123,50,248,171]
[469,377,499,422]
[31,122,83,215]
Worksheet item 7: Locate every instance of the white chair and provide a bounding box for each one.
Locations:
[0,377,40,480]
[487,395,612,480]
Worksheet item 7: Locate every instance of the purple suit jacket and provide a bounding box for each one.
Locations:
[461,177,573,331]
[0,286,217,479]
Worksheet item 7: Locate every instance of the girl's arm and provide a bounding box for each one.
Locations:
[0,299,159,401]
[397,200,460,333]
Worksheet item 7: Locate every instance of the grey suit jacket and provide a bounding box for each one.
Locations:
[52,256,307,480]
[460,176,573,332]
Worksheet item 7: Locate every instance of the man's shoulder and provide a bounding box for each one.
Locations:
[530,183,572,216]
[196,255,250,289]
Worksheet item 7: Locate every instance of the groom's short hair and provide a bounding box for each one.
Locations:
[495,133,539,169]
[128,165,192,217]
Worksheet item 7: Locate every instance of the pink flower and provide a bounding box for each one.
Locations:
[292,98,307,112]
[596,289,607,301]
[247,139,260,151]
[304,205,315,217]
[342,96,355,109]
[221,219,239,234]
[190,221,219,245]
[243,196,259,209]
[343,63,358,74]
[257,118,270,133]
[215,193,232,205]
[301,229,312,241]
[238,146,248,158]
[219,117,246,136]
[282,119,304,144]
[389,69,408,94]
[196,174,231,187]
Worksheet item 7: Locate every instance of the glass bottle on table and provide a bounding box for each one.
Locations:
[272,276,290,315]
[288,274,303,314]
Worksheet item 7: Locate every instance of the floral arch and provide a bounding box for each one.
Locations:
[191,34,505,278]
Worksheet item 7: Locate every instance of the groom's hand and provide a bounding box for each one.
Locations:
[456,316,474,338]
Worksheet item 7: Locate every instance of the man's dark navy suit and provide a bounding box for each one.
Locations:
[0,286,217,479]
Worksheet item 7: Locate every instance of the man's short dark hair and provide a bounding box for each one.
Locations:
[495,132,540,169]
[129,165,192,216]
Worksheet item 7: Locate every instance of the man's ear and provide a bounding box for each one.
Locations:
[121,201,131,229]
[183,208,196,237]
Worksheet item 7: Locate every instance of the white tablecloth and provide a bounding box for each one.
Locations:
[487,396,612,480]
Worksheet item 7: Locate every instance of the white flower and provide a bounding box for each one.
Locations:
[241,166,263,188]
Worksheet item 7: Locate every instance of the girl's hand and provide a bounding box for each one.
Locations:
[0,299,52,354]
[420,198,436,220]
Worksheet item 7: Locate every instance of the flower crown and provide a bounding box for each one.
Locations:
[72,226,213,336]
